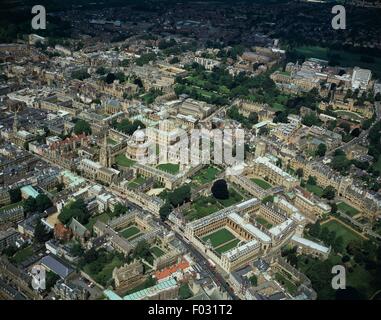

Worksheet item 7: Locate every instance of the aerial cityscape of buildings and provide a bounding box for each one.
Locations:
[0,0,381,303]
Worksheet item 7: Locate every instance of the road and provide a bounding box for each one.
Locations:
[155,217,239,300]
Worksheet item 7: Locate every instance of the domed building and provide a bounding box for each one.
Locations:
[126,128,152,161]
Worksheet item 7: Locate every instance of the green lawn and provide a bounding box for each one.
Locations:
[156,163,179,174]
[217,188,243,207]
[192,166,221,185]
[84,255,124,286]
[115,154,135,167]
[274,272,298,296]
[11,246,34,264]
[322,220,364,247]
[373,155,381,172]
[215,239,241,254]
[251,178,272,190]
[150,246,165,257]
[337,202,359,217]
[255,216,273,229]
[120,226,141,239]
[107,138,118,145]
[184,196,221,221]
[85,212,112,230]
[306,184,324,197]
[127,176,147,189]
[202,228,236,248]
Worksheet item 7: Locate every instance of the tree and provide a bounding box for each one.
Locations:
[9,188,21,203]
[167,185,191,207]
[302,113,320,127]
[339,122,351,134]
[113,203,127,217]
[74,119,91,135]
[308,221,321,238]
[34,220,52,243]
[58,199,90,225]
[35,194,52,213]
[159,202,172,221]
[307,175,317,185]
[322,186,336,200]
[316,143,327,157]
[296,168,304,179]
[23,197,37,214]
[330,202,338,215]
[211,179,229,200]
[248,112,259,125]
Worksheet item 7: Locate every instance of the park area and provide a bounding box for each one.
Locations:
[251,178,272,190]
[201,228,242,255]
[337,202,359,217]
[120,225,142,240]
[322,219,364,248]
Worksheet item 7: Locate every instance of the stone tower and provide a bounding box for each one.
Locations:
[13,110,18,133]
[99,135,110,167]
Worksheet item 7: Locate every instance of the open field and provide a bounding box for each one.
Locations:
[322,220,364,247]
[202,228,237,248]
[120,225,141,239]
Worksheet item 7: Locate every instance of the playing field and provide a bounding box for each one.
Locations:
[202,228,237,248]
[120,226,141,239]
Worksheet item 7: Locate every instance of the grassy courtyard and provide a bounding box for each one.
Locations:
[192,166,221,185]
[217,188,243,207]
[150,246,165,257]
[202,228,237,248]
[214,239,241,254]
[255,216,273,229]
[337,202,359,217]
[251,178,272,190]
[127,176,147,189]
[86,212,113,230]
[115,154,136,167]
[120,225,141,239]
[156,163,180,175]
[306,184,324,197]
